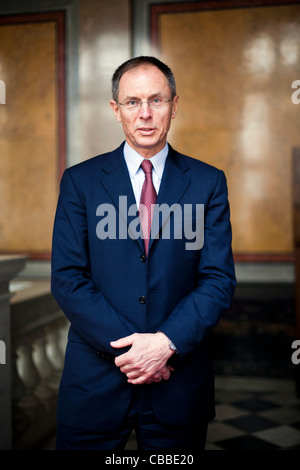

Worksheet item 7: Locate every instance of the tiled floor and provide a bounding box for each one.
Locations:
[205,375,300,450]
[42,375,300,451]
[124,375,300,451]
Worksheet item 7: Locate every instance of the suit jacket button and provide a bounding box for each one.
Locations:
[139,296,146,304]
[140,254,146,263]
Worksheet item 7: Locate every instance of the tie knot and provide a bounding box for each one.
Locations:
[140,159,153,175]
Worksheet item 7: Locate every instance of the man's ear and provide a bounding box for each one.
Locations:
[171,95,179,119]
[110,100,122,122]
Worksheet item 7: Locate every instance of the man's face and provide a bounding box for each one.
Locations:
[110,65,179,158]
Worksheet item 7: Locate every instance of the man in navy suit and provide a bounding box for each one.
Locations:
[51,56,236,450]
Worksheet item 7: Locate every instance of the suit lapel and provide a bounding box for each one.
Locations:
[100,144,136,207]
[99,143,191,256]
[149,146,191,251]
[100,143,144,252]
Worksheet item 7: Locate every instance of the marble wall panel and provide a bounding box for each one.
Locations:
[0,0,131,258]
[158,4,300,256]
[0,21,58,255]
[79,0,131,161]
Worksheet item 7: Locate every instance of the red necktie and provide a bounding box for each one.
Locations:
[139,159,157,256]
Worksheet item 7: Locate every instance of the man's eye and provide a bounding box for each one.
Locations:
[128,100,138,106]
[152,98,162,104]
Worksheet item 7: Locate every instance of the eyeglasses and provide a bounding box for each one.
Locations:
[118,97,172,111]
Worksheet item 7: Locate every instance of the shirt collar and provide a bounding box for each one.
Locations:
[123,141,168,181]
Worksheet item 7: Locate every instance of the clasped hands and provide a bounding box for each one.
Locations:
[110,332,175,385]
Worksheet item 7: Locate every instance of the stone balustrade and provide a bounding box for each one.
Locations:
[0,256,68,450]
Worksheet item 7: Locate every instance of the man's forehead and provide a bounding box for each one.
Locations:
[118,65,169,96]
[120,64,167,83]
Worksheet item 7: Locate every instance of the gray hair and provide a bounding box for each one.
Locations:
[111,56,177,102]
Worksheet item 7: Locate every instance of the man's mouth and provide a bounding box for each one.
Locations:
[137,127,156,135]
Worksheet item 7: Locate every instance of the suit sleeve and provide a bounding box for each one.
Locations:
[51,169,136,354]
[158,169,236,360]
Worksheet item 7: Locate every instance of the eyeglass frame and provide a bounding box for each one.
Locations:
[117,97,173,110]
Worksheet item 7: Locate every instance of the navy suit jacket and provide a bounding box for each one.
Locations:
[51,142,236,432]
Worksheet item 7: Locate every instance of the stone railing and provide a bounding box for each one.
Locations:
[0,256,68,450]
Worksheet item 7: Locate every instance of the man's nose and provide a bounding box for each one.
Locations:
[138,101,152,118]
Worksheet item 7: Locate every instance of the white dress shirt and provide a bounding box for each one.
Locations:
[123,141,168,208]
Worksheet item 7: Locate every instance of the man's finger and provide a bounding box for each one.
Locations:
[110,334,134,349]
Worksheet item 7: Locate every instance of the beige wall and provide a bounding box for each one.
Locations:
[0,0,131,256]
[0,0,298,272]
[159,4,300,257]
[0,21,59,254]
[78,0,131,162]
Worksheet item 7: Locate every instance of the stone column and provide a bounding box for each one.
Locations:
[0,255,27,449]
